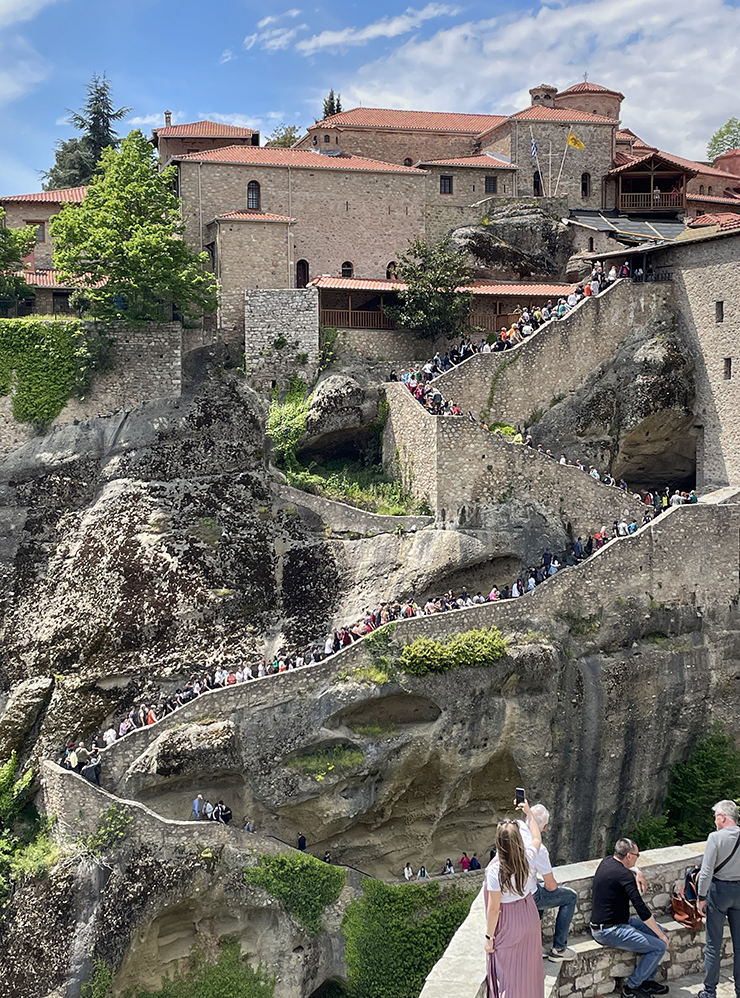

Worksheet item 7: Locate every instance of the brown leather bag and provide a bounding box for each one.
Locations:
[671,884,703,931]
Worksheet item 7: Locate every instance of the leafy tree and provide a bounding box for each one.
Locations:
[42,73,131,190]
[244,852,345,933]
[0,753,32,831]
[664,722,740,842]
[0,208,36,306]
[322,89,343,120]
[50,130,219,325]
[384,237,474,340]
[707,117,740,161]
[265,124,301,148]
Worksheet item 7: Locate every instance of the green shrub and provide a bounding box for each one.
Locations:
[83,805,133,856]
[267,376,310,469]
[128,938,274,997]
[398,626,508,676]
[664,723,740,842]
[287,746,365,781]
[0,317,108,425]
[0,756,58,901]
[244,853,346,933]
[342,879,475,998]
[623,813,677,850]
[489,422,517,437]
[81,960,115,998]
[287,461,427,516]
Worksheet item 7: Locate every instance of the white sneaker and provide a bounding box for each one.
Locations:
[548,947,576,962]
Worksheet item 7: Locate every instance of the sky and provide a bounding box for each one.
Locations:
[1,0,739,195]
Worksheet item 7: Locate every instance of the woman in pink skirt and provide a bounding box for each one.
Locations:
[484,799,544,997]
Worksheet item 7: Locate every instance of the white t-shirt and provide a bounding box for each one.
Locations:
[518,821,553,880]
[486,844,539,902]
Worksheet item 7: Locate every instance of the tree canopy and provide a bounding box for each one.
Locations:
[42,73,130,190]
[0,208,36,307]
[384,237,474,340]
[707,117,740,161]
[322,89,343,120]
[265,124,301,148]
[50,130,219,325]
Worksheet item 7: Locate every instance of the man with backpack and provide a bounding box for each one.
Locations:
[696,800,740,998]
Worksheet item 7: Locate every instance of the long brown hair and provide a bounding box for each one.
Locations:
[495,819,530,896]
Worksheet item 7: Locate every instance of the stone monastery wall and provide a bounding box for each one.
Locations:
[244,288,320,391]
[430,280,673,424]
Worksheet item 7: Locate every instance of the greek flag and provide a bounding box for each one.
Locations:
[531,135,538,157]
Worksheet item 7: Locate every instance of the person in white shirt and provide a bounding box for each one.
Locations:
[522,804,578,962]
[404,863,414,881]
[102,726,117,748]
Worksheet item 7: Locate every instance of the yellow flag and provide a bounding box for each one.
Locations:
[567,130,585,150]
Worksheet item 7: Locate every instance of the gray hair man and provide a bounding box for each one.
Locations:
[696,799,740,998]
[520,803,578,961]
[590,838,669,997]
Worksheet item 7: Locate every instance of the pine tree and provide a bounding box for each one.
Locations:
[707,117,740,161]
[42,74,131,190]
[322,89,343,120]
[265,124,302,148]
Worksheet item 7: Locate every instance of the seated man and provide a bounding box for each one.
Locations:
[525,805,577,961]
[590,838,669,997]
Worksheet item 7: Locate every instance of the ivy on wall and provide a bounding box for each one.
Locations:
[0,317,108,426]
[244,852,346,934]
[342,879,475,998]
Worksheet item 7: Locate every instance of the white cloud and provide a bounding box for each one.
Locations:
[199,111,263,129]
[244,20,308,52]
[339,0,740,160]
[296,3,460,56]
[127,112,183,128]
[243,33,257,49]
[0,34,48,106]
[219,48,236,63]
[0,0,65,29]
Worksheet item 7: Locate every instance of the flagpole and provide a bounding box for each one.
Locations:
[553,133,570,196]
[529,126,545,199]
[548,141,552,197]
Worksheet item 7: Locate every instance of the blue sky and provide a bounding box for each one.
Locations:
[1,0,739,195]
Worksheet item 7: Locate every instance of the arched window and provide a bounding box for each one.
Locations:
[403,158,413,167]
[699,184,705,194]
[247,181,261,210]
[324,134,331,143]
[386,261,397,280]
[533,171,543,197]
[581,172,591,198]
[312,135,318,146]
[296,260,309,288]
[341,261,353,278]
[588,237,594,252]
[708,186,713,195]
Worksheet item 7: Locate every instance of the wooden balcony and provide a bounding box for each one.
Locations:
[321,309,397,329]
[619,192,685,211]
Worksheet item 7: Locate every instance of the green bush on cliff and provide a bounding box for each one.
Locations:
[0,753,60,901]
[267,375,310,469]
[398,626,508,676]
[623,723,740,847]
[244,852,345,933]
[0,317,108,425]
[287,745,365,781]
[128,938,274,998]
[342,879,475,998]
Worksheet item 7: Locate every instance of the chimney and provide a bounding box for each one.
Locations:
[529,84,558,107]
[164,110,172,127]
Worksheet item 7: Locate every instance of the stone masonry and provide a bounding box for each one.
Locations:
[244,287,319,391]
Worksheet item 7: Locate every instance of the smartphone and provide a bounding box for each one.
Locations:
[515,787,525,805]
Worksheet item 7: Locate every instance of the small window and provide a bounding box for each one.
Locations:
[247,180,261,211]
[324,134,330,143]
[581,172,591,198]
[386,261,397,280]
[27,221,45,242]
[533,171,543,197]
[440,175,453,194]
[708,186,713,195]
[312,135,318,146]
[724,358,732,380]
[485,176,497,194]
[403,158,413,167]
[588,237,594,252]
[699,184,705,195]
[341,261,353,278]
[716,301,724,322]
[296,259,309,288]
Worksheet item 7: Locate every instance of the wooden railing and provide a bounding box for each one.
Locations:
[619,193,685,210]
[321,309,396,329]
[468,313,520,332]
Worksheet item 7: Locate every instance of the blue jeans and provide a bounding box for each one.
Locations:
[534,884,577,950]
[704,879,740,996]
[591,918,666,988]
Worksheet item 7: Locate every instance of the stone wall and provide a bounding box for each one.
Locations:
[244,288,319,391]
[333,326,449,366]
[294,128,478,165]
[382,379,440,507]
[652,235,740,488]
[1,200,60,269]
[429,280,673,425]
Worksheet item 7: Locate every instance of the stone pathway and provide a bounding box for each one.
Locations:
[599,971,736,997]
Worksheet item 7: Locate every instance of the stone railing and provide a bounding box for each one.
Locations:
[420,840,736,998]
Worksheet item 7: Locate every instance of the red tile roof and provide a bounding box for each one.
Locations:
[1,186,87,203]
[216,210,296,222]
[632,138,658,151]
[687,213,740,230]
[17,269,76,288]
[416,154,517,170]
[659,151,740,180]
[174,146,425,174]
[613,151,638,167]
[308,276,576,295]
[153,120,257,138]
[558,81,625,99]
[607,151,701,177]
[506,106,618,124]
[687,193,740,206]
[310,107,507,134]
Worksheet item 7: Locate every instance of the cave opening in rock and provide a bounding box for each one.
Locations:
[308,979,350,998]
[613,412,696,490]
[427,555,522,600]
